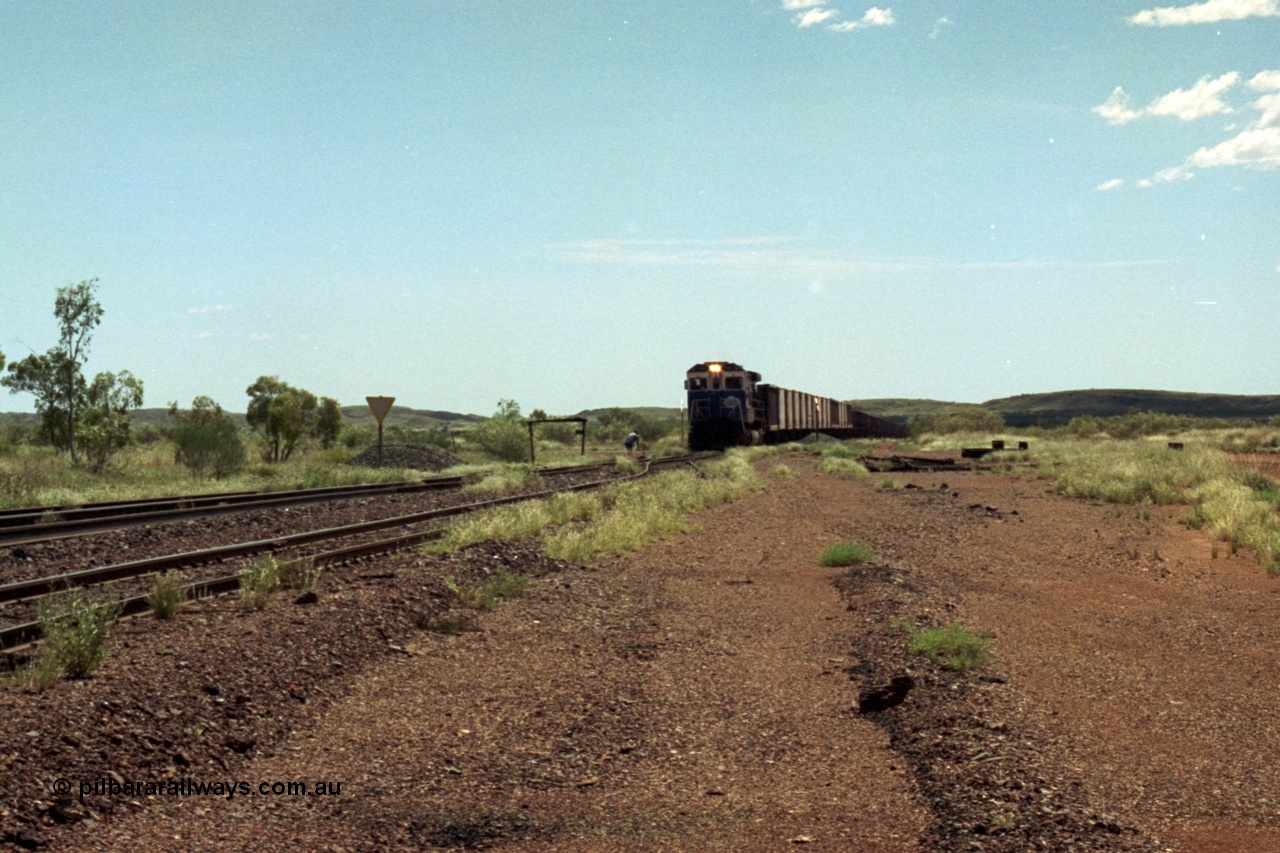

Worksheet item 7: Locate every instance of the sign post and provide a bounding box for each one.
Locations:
[365,396,395,466]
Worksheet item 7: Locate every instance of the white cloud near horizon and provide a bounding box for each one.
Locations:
[1095,178,1125,191]
[1129,0,1280,26]
[186,304,230,314]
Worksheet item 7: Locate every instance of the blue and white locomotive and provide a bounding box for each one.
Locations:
[684,361,908,450]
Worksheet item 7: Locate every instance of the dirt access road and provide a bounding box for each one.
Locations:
[60,455,1280,851]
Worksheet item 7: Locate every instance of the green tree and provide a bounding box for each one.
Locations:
[1,279,106,463]
[53,280,104,464]
[245,376,319,463]
[470,399,528,462]
[170,396,245,478]
[315,396,343,449]
[78,370,144,472]
[2,350,80,451]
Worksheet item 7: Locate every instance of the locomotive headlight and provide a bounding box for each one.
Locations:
[708,363,722,373]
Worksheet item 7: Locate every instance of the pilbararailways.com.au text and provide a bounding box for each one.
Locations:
[58,776,343,802]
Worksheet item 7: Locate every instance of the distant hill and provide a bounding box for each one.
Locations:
[6,390,1277,434]
[845,398,964,421]
[980,390,1280,426]
[338,405,484,428]
[573,407,681,421]
[849,390,1280,427]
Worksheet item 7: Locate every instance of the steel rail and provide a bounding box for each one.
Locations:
[0,454,706,652]
[0,459,629,547]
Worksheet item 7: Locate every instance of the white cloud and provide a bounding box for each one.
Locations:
[1095,178,1125,191]
[1128,67,1280,183]
[830,7,895,30]
[1093,73,1240,125]
[1145,72,1240,120]
[782,2,895,32]
[1136,165,1195,187]
[249,333,270,341]
[1250,71,1280,127]
[186,304,230,314]
[1093,87,1142,125]
[1188,127,1280,169]
[794,6,838,27]
[929,17,954,38]
[1129,0,1280,26]
[194,331,214,340]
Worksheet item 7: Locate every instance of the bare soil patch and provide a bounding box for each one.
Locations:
[4,454,1279,851]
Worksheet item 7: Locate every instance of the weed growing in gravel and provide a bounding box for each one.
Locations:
[277,555,323,593]
[240,555,281,609]
[428,451,763,565]
[815,453,869,479]
[1027,440,1280,573]
[146,571,188,619]
[544,452,763,563]
[614,456,642,474]
[12,653,64,692]
[736,442,807,462]
[461,464,540,494]
[36,587,122,678]
[908,623,993,672]
[444,570,529,610]
[429,491,603,553]
[818,541,875,567]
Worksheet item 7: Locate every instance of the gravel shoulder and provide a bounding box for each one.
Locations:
[6,453,1280,851]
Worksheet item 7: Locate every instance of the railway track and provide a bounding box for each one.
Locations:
[0,454,708,654]
[0,459,626,547]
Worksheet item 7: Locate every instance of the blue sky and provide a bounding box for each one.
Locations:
[2,1,1277,416]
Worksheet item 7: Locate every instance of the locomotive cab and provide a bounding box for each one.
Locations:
[685,362,764,450]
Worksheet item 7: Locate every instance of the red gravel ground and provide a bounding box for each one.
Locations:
[4,454,1280,851]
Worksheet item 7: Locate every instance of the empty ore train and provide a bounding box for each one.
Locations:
[684,361,907,450]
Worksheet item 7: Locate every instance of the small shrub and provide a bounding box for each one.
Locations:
[11,653,64,692]
[170,397,246,478]
[147,572,188,619]
[36,587,122,678]
[615,456,642,474]
[462,465,539,493]
[445,570,528,611]
[815,455,869,479]
[877,477,901,491]
[770,464,797,479]
[908,623,993,672]
[818,541,875,567]
[240,555,281,609]
[470,400,529,462]
[278,556,323,593]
